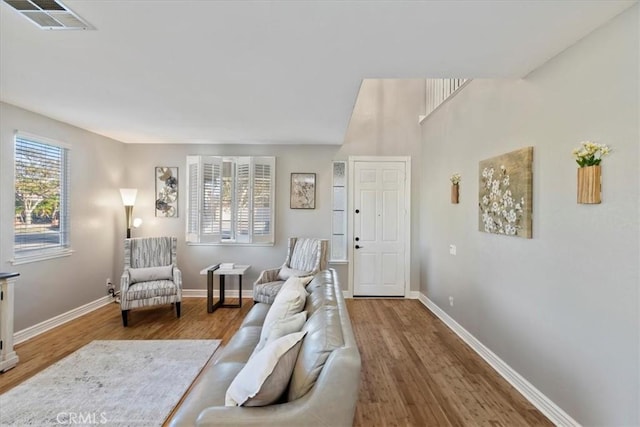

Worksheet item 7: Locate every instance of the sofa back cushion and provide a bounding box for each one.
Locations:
[287,305,344,401]
[304,273,338,316]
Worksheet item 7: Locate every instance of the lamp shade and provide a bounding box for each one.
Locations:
[119,188,137,206]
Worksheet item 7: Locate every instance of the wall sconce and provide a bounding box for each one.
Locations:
[119,188,137,238]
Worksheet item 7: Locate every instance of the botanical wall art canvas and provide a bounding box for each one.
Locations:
[155,167,178,217]
[478,147,533,238]
[290,173,316,209]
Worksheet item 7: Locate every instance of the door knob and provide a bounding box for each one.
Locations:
[355,245,362,249]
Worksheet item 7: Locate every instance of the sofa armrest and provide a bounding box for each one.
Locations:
[194,347,359,427]
[254,268,280,285]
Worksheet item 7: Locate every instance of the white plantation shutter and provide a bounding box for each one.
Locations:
[200,156,223,243]
[186,155,275,245]
[252,157,275,243]
[185,155,222,243]
[186,156,200,242]
[235,157,251,243]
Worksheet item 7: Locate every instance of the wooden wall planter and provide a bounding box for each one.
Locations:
[451,184,459,204]
[577,165,601,204]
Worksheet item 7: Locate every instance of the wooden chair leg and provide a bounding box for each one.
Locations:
[121,310,129,327]
[176,302,181,318]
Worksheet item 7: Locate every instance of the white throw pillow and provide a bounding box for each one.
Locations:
[277,265,312,281]
[259,276,312,344]
[225,331,306,407]
[251,311,307,358]
[129,265,173,284]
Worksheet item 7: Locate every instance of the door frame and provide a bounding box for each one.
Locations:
[347,156,411,298]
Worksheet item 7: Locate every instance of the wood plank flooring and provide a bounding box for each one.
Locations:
[0,298,552,426]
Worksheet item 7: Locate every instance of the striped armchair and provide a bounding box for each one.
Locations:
[253,237,328,304]
[120,237,182,326]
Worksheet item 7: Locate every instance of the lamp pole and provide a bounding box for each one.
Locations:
[119,189,137,239]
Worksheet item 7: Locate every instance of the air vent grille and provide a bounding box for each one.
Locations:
[2,0,94,30]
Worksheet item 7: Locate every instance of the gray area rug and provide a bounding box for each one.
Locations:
[0,340,220,426]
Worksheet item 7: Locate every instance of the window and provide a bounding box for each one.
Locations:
[186,156,275,245]
[14,133,71,261]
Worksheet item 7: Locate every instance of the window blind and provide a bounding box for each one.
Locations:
[14,134,70,256]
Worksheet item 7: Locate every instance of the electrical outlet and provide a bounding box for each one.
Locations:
[449,296,454,307]
[106,278,113,288]
[449,244,457,255]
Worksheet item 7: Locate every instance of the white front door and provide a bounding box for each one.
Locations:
[353,160,407,296]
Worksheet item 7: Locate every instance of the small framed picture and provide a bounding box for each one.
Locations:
[290,173,316,209]
[155,167,178,217]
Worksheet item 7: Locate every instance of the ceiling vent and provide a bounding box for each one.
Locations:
[2,0,94,30]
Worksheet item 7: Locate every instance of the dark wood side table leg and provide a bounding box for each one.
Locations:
[220,274,225,305]
[238,275,242,307]
[207,270,214,313]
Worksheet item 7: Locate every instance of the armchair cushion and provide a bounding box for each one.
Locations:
[122,280,179,301]
[129,265,174,284]
[253,281,285,304]
[288,238,323,272]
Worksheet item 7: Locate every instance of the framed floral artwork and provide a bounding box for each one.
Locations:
[290,172,316,209]
[478,147,533,238]
[155,166,178,217]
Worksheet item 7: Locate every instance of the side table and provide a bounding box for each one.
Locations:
[199,265,250,313]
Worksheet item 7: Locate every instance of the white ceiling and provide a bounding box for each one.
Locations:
[0,1,635,145]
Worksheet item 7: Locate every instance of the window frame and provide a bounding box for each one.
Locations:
[12,131,73,265]
[186,155,275,246]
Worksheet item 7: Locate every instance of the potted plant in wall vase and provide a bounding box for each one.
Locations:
[573,141,611,204]
[450,173,461,204]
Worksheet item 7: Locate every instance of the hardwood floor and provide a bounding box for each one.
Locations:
[0,298,551,426]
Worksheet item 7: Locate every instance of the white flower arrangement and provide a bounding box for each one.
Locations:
[479,165,524,236]
[572,141,611,167]
[450,173,461,185]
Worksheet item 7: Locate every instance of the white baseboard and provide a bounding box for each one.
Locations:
[417,293,579,427]
[407,291,420,299]
[14,295,114,345]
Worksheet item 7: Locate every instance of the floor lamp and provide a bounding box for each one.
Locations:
[119,188,137,238]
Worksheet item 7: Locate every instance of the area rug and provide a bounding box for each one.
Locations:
[0,340,220,426]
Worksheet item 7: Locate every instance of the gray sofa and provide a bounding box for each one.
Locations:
[169,269,361,427]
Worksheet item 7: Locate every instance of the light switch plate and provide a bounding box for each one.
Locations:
[449,244,457,255]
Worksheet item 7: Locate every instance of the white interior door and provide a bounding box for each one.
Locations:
[353,160,407,296]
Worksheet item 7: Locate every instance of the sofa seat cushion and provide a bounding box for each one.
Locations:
[123,280,177,301]
[253,280,285,304]
[241,303,271,327]
[288,306,345,401]
[167,362,244,427]
[213,326,262,365]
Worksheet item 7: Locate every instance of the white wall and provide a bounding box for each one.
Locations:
[0,102,126,331]
[337,79,425,293]
[419,6,638,426]
[123,144,338,291]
